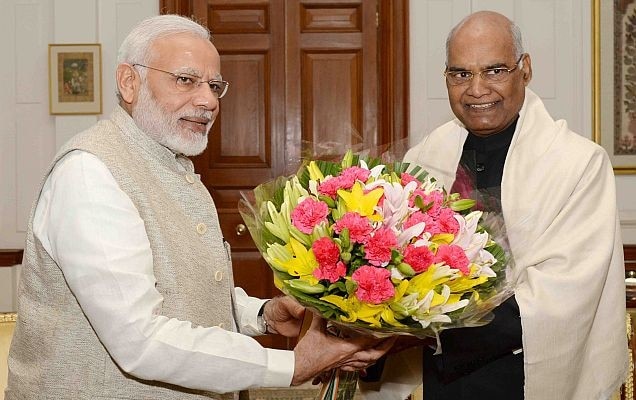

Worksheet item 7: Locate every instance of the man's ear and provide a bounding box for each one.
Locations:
[116,63,139,105]
[521,53,533,86]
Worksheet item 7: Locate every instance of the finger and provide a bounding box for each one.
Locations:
[338,361,370,370]
[308,314,327,333]
[340,364,367,372]
[374,336,398,351]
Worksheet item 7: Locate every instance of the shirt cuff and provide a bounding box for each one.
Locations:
[240,296,269,336]
[263,348,295,387]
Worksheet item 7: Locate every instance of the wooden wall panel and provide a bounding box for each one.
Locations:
[209,5,268,33]
[212,53,268,166]
[0,250,23,268]
[301,51,362,151]
[300,4,361,32]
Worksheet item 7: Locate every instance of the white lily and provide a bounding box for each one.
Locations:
[264,242,293,272]
[359,159,386,179]
[264,201,291,242]
[397,222,425,246]
[380,180,418,229]
[411,285,470,328]
[453,211,491,261]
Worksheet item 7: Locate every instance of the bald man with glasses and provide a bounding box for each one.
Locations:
[360,11,628,400]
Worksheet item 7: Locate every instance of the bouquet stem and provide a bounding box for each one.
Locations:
[316,369,359,400]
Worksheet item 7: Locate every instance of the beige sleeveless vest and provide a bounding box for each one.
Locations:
[6,106,238,399]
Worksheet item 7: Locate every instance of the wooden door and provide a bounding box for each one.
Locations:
[160,0,409,349]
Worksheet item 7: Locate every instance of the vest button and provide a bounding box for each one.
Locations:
[196,223,207,235]
[185,174,196,184]
[214,270,223,281]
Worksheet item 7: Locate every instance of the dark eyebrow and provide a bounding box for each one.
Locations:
[446,66,470,72]
[484,62,511,69]
[446,62,511,72]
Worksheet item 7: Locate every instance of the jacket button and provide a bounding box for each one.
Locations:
[196,223,207,235]
[185,174,196,184]
[214,270,223,281]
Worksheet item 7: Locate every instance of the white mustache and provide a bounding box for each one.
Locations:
[179,110,214,122]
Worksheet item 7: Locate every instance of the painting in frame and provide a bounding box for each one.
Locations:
[48,43,102,115]
[593,0,636,173]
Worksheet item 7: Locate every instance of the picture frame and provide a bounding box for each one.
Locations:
[48,43,102,115]
[593,0,636,173]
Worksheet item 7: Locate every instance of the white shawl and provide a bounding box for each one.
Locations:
[360,89,628,400]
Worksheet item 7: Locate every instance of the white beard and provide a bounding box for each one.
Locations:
[132,83,212,156]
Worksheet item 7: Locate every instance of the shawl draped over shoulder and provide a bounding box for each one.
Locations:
[359,88,628,400]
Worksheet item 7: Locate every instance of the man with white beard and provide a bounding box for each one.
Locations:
[5,14,393,400]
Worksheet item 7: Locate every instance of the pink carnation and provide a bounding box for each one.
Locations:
[403,245,435,273]
[317,167,370,199]
[364,227,398,266]
[411,190,444,213]
[352,265,395,304]
[404,211,427,231]
[341,167,370,184]
[318,176,348,198]
[436,208,460,234]
[291,197,329,234]
[400,172,420,187]
[312,238,346,283]
[314,260,347,283]
[334,212,373,243]
[435,244,470,275]
[312,237,341,266]
[418,208,459,236]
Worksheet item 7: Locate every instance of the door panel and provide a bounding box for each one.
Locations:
[301,50,363,148]
[161,0,408,350]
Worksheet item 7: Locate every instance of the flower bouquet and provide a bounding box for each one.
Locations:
[239,149,513,399]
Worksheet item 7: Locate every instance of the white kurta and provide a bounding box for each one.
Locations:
[361,89,628,400]
[31,150,295,393]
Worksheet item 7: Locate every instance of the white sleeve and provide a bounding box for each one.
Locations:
[33,150,294,393]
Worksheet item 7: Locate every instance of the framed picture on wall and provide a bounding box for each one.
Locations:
[48,43,102,115]
[593,0,636,173]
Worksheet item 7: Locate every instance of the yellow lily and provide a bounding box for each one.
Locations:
[321,292,405,327]
[337,182,383,221]
[431,233,455,245]
[279,237,318,279]
[446,274,488,293]
[307,161,325,181]
[407,264,457,300]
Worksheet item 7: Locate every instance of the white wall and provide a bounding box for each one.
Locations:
[409,0,636,244]
[0,0,158,311]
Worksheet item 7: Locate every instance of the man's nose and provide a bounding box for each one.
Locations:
[466,74,490,97]
[193,83,220,110]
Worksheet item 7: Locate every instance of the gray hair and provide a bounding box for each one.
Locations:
[445,16,524,62]
[116,14,211,100]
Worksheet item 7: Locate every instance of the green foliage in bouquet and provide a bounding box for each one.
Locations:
[239,150,512,337]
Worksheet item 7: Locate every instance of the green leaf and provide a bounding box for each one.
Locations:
[450,199,476,212]
[287,279,326,294]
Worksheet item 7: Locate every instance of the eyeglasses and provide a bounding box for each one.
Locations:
[444,54,525,86]
[133,64,229,98]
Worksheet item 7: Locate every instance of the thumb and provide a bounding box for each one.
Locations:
[292,304,306,319]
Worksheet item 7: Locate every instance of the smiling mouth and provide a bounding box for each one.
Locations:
[181,116,210,126]
[466,101,498,110]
